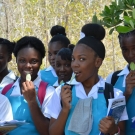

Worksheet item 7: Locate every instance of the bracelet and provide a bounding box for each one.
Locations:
[113,126,120,135]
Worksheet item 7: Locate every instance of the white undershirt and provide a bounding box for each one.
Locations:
[0,94,13,122]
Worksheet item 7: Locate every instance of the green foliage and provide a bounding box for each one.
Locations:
[100,0,135,34]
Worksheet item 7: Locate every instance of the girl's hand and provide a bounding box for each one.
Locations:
[22,81,36,103]
[99,116,118,134]
[60,85,72,112]
[125,70,135,95]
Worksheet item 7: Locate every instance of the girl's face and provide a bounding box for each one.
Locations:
[48,41,64,68]
[0,45,11,73]
[17,47,42,82]
[71,44,102,83]
[55,55,72,83]
[120,35,135,64]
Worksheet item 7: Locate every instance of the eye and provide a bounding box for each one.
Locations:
[19,59,26,63]
[56,63,60,67]
[80,58,85,61]
[65,64,70,67]
[31,59,38,64]
[48,52,52,56]
[71,57,74,61]
[54,51,58,55]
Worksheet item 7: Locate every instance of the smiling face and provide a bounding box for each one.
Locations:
[71,44,102,84]
[48,41,64,68]
[16,47,42,82]
[0,45,11,74]
[55,55,72,83]
[120,35,135,64]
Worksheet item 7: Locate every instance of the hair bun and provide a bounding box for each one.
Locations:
[81,23,105,40]
[68,44,75,52]
[50,25,66,37]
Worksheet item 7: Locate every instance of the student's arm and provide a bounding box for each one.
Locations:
[118,121,126,135]
[22,81,49,135]
[99,117,122,135]
[124,70,135,101]
[49,85,72,135]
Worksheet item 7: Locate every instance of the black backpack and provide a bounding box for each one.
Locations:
[111,70,122,86]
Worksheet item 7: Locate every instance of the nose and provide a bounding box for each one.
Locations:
[50,54,55,60]
[60,65,65,71]
[25,62,32,68]
[129,50,135,58]
[71,59,79,69]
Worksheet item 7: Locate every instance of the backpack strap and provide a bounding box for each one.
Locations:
[2,83,14,95]
[111,70,122,86]
[38,81,48,105]
[104,82,114,107]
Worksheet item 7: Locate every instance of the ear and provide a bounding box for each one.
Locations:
[95,57,103,68]
[8,54,12,62]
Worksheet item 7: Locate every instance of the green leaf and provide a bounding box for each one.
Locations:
[133,9,135,19]
[60,80,64,85]
[116,26,133,33]
[126,4,133,9]
[123,16,132,23]
[130,62,135,70]
[129,20,134,28]
[109,28,114,35]
[92,14,97,23]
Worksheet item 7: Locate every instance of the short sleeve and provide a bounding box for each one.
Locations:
[45,86,62,119]
[113,88,128,121]
[0,94,13,121]
[105,73,113,84]
[41,86,55,117]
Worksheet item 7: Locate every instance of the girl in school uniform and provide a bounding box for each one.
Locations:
[106,30,135,135]
[2,36,55,135]
[39,25,70,85]
[46,24,128,135]
[0,38,16,92]
[53,44,74,88]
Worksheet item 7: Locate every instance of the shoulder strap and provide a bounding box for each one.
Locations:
[104,82,114,107]
[38,81,48,105]
[111,70,122,86]
[2,83,14,95]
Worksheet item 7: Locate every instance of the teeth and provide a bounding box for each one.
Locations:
[24,71,31,74]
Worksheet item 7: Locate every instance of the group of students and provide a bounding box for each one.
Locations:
[0,23,134,135]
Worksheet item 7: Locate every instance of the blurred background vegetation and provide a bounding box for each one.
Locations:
[0,0,127,78]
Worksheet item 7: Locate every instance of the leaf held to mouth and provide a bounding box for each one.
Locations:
[26,74,31,81]
[69,73,76,84]
[130,62,135,70]
[60,80,64,85]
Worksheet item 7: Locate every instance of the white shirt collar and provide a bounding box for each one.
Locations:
[45,66,57,77]
[6,71,16,80]
[11,76,42,96]
[53,80,59,87]
[118,65,129,76]
[68,76,105,99]
[117,65,129,87]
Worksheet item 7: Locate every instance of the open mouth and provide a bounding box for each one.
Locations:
[74,71,80,77]
[24,71,32,75]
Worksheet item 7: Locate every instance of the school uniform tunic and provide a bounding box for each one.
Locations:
[46,77,128,135]
[106,66,135,135]
[4,76,55,135]
[39,66,58,86]
[0,94,13,122]
[0,71,16,93]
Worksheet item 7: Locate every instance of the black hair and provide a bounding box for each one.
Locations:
[78,23,106,60]
[0,38,15,55]
[50,25,66,37]
[118,29,135,45]
[49,25,70,48]
[14,36,45,59]
[57,44,75,61]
